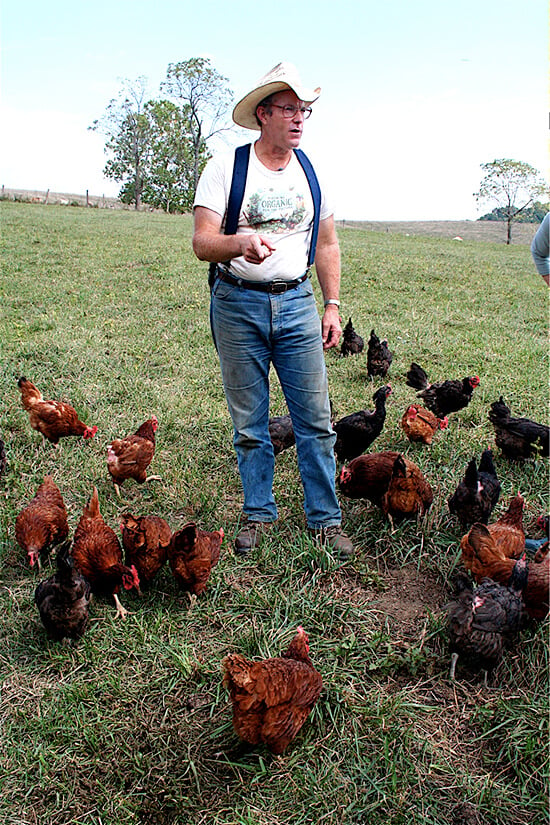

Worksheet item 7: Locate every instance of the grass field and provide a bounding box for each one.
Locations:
[0,202,548,825]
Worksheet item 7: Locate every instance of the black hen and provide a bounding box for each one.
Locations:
[334,385,391,462]
[447,558,528,683]
[488,397,549,460]
[367,329,393,378]
[448,450,501,528]
[341,318,364,357]
[268,414,296,456]
[34,542,92,642]
[406,362,480,417]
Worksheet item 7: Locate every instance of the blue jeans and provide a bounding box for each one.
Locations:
[210,276,342,529]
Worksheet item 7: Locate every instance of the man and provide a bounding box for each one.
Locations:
[193,62,353,558]
[531,212,550,286]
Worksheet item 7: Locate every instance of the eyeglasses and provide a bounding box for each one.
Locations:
[268,103,313,119]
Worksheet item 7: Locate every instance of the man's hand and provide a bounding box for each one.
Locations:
[240,234,276,264]
[322,305,342,350]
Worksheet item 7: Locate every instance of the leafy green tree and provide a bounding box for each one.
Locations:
[474,159,549,244]
[161,58,233,197]
[90,77,151,210]
[141,99,208,213]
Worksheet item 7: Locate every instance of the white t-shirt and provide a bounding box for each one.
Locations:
[194,143,332,282]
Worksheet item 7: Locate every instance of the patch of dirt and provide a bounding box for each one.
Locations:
[322,563,447,636]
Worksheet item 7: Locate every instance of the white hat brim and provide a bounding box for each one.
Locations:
[232,67,320,131]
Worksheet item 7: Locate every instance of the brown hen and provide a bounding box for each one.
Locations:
[381,453,434,524]
[18,376,98,446]
[168,522,224,601]
[107,416,159,496]
[120,513,172,589]
[71,487,140,618]
[401,404,448,446]
[15,475,69,569]
[222,626,323,755]
[460,521,549,620]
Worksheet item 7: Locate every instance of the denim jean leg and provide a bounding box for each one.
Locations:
[271,281,342,528]
[210,280,277,522]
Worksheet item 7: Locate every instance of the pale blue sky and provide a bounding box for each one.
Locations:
[1,0,547,219]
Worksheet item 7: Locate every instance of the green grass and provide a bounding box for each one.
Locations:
[0,202,548,825]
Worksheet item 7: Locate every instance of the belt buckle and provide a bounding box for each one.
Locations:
[270,279,288,294]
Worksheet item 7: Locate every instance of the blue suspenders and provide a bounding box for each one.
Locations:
[210,142,321,285]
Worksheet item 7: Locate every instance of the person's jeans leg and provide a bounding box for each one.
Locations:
[210,279,277,522]
[271,280,342,528]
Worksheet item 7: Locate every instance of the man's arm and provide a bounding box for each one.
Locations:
[314,215,342,350]
[193,206,275,265]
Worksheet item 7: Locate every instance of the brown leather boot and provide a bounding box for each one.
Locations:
[234,521,272,555]
[308,525,354,559]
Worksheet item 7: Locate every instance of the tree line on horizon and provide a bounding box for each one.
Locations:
[90,59,550,240]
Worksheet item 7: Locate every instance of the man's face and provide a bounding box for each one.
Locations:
[258,90,308,149]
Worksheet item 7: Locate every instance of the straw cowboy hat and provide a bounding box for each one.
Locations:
[232,62,321,131]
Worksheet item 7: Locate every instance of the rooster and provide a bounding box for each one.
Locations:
[367,329,393,378]
[340,317,364,357]
[381,453,433,524]
[447,559,528,684]
[71,487,140,618]
[107,416,160,496]
[488,397,549,460]
[168,522,224,604]
[17,376,98,447]
[447,450,501,528]
[120,513,172,589]
[461,520,548,621]
[15,475,69,569]
[405,363,480,417]
[334,385,391,463]
[268,414,295,456]
[401,404,448,446]
[222,626,323,755]
[34,541,92,642]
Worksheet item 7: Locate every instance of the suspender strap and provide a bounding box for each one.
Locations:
[225,144,251,236]
[294,147,321,266]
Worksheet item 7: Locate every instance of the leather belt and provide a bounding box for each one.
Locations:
[216,266,309,294]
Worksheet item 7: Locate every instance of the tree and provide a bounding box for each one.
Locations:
[161,58,234,197]
[90,77,151,210]
[141,99,208,213]
[474,159,549,244]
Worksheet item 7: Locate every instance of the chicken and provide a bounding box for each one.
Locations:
[71,487,140,618]
[334,385,391,463]
[17,376,98,446]
[340,317,364,357]
[448,449,501,528]
[222,626,323,755]
[15,475,69,569]
[168,522,224,602]
[381,453,433,524]
[405,363,480,417]
[367,329,393,378]
[447,560,527,683]
[268,414,295,455]
[120,513,172,589]
[461,521,549,620]
[488,397,549,460]
[401,404,448,446]
[107,416,160,496]
[338,450,432,522]
[338,450,401,505]
[34,541,92,642]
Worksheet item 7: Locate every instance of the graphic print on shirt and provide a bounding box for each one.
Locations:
[244,186,307,234]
